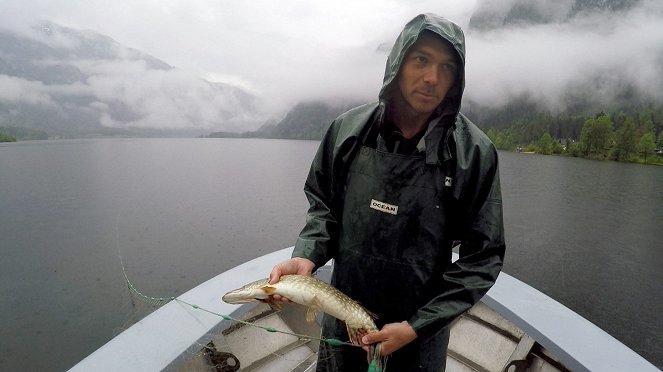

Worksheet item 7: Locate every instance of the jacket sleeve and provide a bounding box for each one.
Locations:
[291,122,342,270]
[291,103,377,270]
[408,142,506,339]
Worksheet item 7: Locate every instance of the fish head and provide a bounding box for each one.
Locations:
[222,278,272,304]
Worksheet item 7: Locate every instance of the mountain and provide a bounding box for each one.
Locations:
[208,100,362,140]
[261,101,361,139]
[0,22,265,138]
[4,4,660,142]
[212,0,660,143]
[221,93,660,145]
[469,0,641,30]
[463,0,663,143]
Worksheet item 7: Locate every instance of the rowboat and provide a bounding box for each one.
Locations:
[69,247,659,371]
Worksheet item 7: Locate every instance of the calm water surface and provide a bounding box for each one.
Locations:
[0,139,661,370]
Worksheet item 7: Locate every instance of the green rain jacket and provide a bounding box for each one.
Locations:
[293,13,505,364]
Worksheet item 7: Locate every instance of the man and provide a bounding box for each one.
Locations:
[270,13,505,371]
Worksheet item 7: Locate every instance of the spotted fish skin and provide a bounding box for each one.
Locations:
[222,274,377,346]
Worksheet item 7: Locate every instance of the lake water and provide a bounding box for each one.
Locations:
[1,138,661,370]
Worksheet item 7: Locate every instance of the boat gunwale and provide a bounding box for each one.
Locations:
[68,247,659,372]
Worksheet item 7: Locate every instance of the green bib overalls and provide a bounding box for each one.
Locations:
[316,128,455,371]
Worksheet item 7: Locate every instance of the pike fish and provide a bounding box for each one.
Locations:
[222,274,378,347]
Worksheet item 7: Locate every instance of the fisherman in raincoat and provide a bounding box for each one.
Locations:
[270,13,505,371]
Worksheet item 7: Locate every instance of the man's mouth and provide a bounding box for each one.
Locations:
[416,91,437,99]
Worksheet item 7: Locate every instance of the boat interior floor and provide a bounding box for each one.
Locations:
[177,301,567,372]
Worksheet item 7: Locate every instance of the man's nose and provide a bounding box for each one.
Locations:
[423,66,439,85]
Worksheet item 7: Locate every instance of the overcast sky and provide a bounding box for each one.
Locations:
[1,0,662,120]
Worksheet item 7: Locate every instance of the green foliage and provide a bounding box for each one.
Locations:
[638,132,656,164]
[485,128,497,143]
[204,97,661,166]
[538,132,555,155]
[553,139,564,154]
[523,143,538,152]
[471,97,663,147]
[580,114,613,159]
[486,127,517,151]
[479,104,662,165]
[612,117,638,161]
[496,130,516,151]
[0,131,17,142]
[566,140,582,157]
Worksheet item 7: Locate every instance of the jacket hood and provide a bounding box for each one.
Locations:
[379,13,466,119]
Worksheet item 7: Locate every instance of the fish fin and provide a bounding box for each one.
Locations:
[355,301,379,320]
[346,324,358,345]
[346,325,370,346]
[305,296,321,322]
[259,298,282,311]
[259,285,283,310]
[261,285,277,294]
[305,306,318,322]
[365,308,379,320]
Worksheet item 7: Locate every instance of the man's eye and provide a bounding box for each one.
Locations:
[442,63,458,73]
[414,56,428,65]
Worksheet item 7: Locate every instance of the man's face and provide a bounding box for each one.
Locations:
[396,32,459,117]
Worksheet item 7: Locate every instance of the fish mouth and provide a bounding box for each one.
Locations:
[222,294,258,304]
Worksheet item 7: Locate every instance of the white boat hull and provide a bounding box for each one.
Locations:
[69,247,659,372]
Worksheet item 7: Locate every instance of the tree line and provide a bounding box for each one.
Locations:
[481,108,663,164]
[0,126,48,142]
[0,131,17,142]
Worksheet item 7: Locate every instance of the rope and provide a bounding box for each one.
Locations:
[172,297,357,348]
[115,215,382,371]
[173,298,384,371]
[123,278,387,371]
[115,220,356,348]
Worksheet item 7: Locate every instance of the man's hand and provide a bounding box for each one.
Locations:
[268,257,315,302]
[361,321,417,356]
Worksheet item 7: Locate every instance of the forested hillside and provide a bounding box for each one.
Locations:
[211,95,662,164]
[211,0,662,164]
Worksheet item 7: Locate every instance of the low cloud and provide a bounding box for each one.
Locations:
[464,0,663,110]
[0,75,54,105]
[1,0,661,131]
[0,30,270,132]
[76,60,265,130]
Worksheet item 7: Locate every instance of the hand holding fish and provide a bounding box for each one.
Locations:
[361,321,417,356]
[268,257,315,302]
